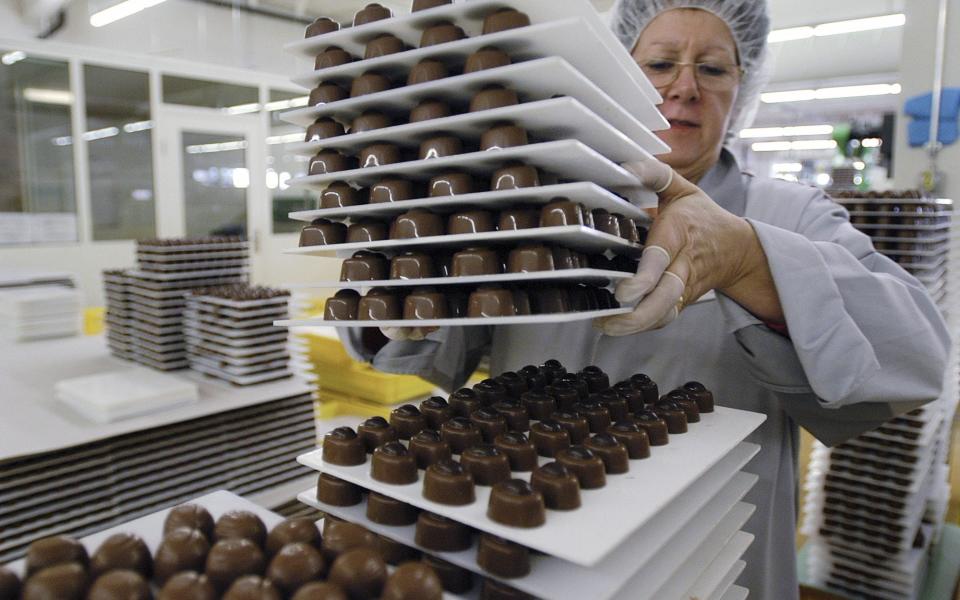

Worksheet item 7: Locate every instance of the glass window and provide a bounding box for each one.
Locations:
[267,88,312,233]
[181,131,248,237]
[162,75,259,113]
[0,52,76,244]
[85,65,155,240]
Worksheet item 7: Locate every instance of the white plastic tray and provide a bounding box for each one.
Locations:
[187,339,291,359]
[287,225,642,256]
[185,330,289,348]
[285,0,665,125]
[189,355,290,376]
[191,361,292,386]
[188,348,290,367]
[291,95,666,162]
[298,406,765,566]
[136,249,250,262]
[192,304,291,319]
[682,531,753,600]
[291,181,649,223]
[706,559,746,600]
[291,268,633,290]
[185,311,283,329]
[721,584,748,600]
[290,139,643,190]
[279,306,630,328]
[137,241,249,253]
[138,259,249,272]
[129,267,249,282]
[54,368,197,424]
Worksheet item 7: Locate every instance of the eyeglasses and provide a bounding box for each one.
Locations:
[637,58,744,92]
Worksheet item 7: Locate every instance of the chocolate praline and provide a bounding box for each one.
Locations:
[381,562,444,600]
[492,400,530,431]
[468,287,516,318]
[266,543,326,596]
[520,391,556,420]
[390,209,444,239]
[371,441,418,484]
[556,445,606,489]
[633,410,669,445]
[419,21,467,47]
[412,0,451,10]
[652,399,689,434]
[300,218,346,246]
[481,578,535,599]
[594,389,630,421]
[21,563,87,600]
[470,407,508,442]
[477,534,530,579]
[320,182,366,208]
[530,419,571,457]
[629,373,659,405]
[365,34,406,59]
[305,118,344,143]
[664,389,701,423]
[409,429,452,468]
[530,461,581,510]
[540,360,567,383]
[223,576,282,600]
[584,433,630,474]
[449,387,482,417]
[25,536,89,575]
[353,3,391,26]
[579,365,610,392]
[215,510,267,547]
[266,518,322,557]
[328,548,387,600]
[606,421,651,459]
[358,416,399,452]
[350,72,392,98]
[683,381,716,412]
[557,374,589,400]
[494,431,538,471]
[305,17,339,38]
[291,582,349,600]
[323,426,366,465]
[351,111,391,133]
[370,178,416,203]
[90,532,152,578]
[410,99,451,123]
[341,251,388,282]
[376,536,419,566]
[440,417,483,453]
[87,570,150,600]
[423,555,474,593]
[482,8,531,34]
[551,411,590,444]
[315,47,353,70]
[461,444,512,486]
[474,378,509,405]
[358,142,401,168]
[158,572,217,600]
[154,528,210,584]
[491,163,539,190]
[481,123,528,150]
[487,479,546,527]
[205,538,267,592]
[423,459,476,505]
[390,404,428,439]
[469,86,519,112]
[316,473,363,506]
[415,512,473,551]
[366,492,420,526]
[321,522,378,562]
[495,371,527,395]
[571,400,612,433]
[324,289,360,321]
[613,382,645,413]
[407,59,448,86]
[419,397,454,429]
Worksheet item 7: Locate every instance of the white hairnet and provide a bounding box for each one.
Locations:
[609,0,771,143]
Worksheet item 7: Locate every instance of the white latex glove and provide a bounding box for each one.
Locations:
[380,326,438,341]
[596,155,767,336]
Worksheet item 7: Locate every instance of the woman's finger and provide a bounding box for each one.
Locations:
[599,267,686,336]
[615,245,671,304]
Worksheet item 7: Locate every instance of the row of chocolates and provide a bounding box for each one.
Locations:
[324,284,619,321]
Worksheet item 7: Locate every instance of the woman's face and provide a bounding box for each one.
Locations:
[633,9,739,182]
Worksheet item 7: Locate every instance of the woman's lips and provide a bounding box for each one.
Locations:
[668,118,700,129]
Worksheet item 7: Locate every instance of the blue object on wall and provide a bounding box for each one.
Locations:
[904,87,960,146]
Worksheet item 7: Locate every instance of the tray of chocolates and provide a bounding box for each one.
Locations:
[296,361,766,566]
[681,533,751,600]
[299,443,757,600]
[290,95,666,163]
[299,267,634,291]
[288,0,665,123]
[130,266,250,282]
[2,490,470,600]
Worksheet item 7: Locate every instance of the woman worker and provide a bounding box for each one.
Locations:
[341,0,951,596]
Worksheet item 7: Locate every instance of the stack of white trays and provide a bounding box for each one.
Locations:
[278,0,673,330]
[295,374,766,599]
[103,270,135,359]
[184,285,294,386]
[0,285,81,342]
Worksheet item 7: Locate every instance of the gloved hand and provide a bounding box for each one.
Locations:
[596,155,781,336]
[380,326,438,341]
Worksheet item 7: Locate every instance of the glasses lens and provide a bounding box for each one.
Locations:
[696,63,738,91]
[638,58,739,91]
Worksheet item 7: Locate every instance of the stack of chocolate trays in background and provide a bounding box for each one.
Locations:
[102,269,135,360]
[184,285,294,386]
[278,0,673,327]
[101,238,249,371]
[295,358,769,600]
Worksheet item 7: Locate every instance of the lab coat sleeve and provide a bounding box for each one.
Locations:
[339,326,492,392]
[715,189,951,445]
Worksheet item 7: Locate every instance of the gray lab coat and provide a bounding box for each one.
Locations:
[341,150,950,599]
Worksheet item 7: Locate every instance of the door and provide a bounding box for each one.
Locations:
[154,107,268,279]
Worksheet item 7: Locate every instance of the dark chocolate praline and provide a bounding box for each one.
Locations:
[546,382,579,412]
[595,389,631,421]
[477,534,530,579]
[423,459,476,505]
[556,446,606,489]
[448,387,482,417]
[629,373,659,405]
[460,444,512,486]
[558,373,590,400]
[520,390,556,420]
[90,532,152,578]
[415,512,473,551]
[163,504,215,540]
[530,461,581,510]
[0,568,19,600]
[652,399,689,434]
[481,578,535,599]
[328,548,388,600]
[419,396,455,429]
[613,381,645,413]
[357,416,399,453]
[683,381,716,413]
[584,433,630,474]
[316,473,363,506]
[606,421,651,459]
[266,543,326,597]
[215,510,267,547]
[530,419,571,457]
[390,404,428,439]
[408,429,452,469]
[633,410,670,445]
[25,536,89,575]
[579,365,610,392]
[487,479,546,528]
[474,378,509,405]
[494,431,539,471]
[322,426,367,465]
[571,400,612,433]
[492,400,530,431]
[371,441,419,485]
[154,528,210,584]
[470,407,508,443]
[664,389,701,423]
[440,417,484,453]
[551,411,590,444]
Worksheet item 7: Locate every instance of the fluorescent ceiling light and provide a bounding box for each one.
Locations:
[761,84,900,104]
[768,13,904,43]
[751,139,837,152]
[2,50,26,65]
[861,138,882,148]
[52,136,73,146]
[186,140,248,154]
[223,103,260,115]
[773,162,803,173]
[122,120,153,133]
[740,124,834,139]
[90,0,169,27]
[266,133,305,145]
[23,88,73,105]
[82,126,120,141]
[264,97,308,111]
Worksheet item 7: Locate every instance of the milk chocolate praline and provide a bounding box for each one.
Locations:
[552,411,590,444]
[407,59,448,86]
[317,473,363,506]
[323,426,366,465]
[440,417,483,453]
[87,570,151,600]
[215,511,267,547]
[419,22,466,47]
[309,83,348,106]
[482,8,531,34]
[266,518,322,557]
[266,543,326,595]
[154,528,210,584]
[22,563,87,600]
[390,404,428,439]
[381,562,444,600]
[410,99,451,123]
[491,163,539,190]
[350,72,391,98]
[412,0,451,10]
[321,522,378,562]
[423,459,476,505]
[469,86,519,112]
[584,433,630,474]
[407,429,451,469]
[481,123,528,150]
[630,373,659,405]
[470,407,508,442]
[452,247,500,276]
[477,534,530,578]
[351,111,391,133]
[423,556,474,593]
[341,251,388,282]
[291,582,349,600]
[530,419,571,457]
[487,479,545,527]
[415,512,473,551]
[325,289,360,321]
[358,287,401,320]
[419,397,454,429]
[683,381,715,412]
[358,143,401,168]
[613,382,645,413]
[492,400,530,431]
[365,35,406,60]
[158,571,217,600]
[390,209,444,239]
[449,387,481,417]
[358,416,398,452]
[653,399,689,434]
[309,150,356,175]
[556,445,606,489]
[664,389,701,423]
[633,410,669,445]
[366,492,420,526]
[354,3,391,26]
[205,538,267,591]
[461,444,512,486]
[315,47,353,70]
[594,389,630,421]
[371,178,416,203]
[606,421,651,459]
[26,536,89,575]
[429,171,475,196]
[520,391,556,420]
[494,431,538,471]
[530,461,581,510]
[448,209,495,234]
[223,575,281,600]
[465,46,511,73]
[320,182,365,209]
[468,287,516,318]
[305,118,344,143]
[90,532,152,578]
[371,441,418,484]
[328,548,387,600]
[305,17,339,38]
[376,537,419,566]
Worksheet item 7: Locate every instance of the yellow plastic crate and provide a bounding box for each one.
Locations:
[84,307,105,335]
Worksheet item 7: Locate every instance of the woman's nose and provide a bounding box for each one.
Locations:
[665,64,700,102]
